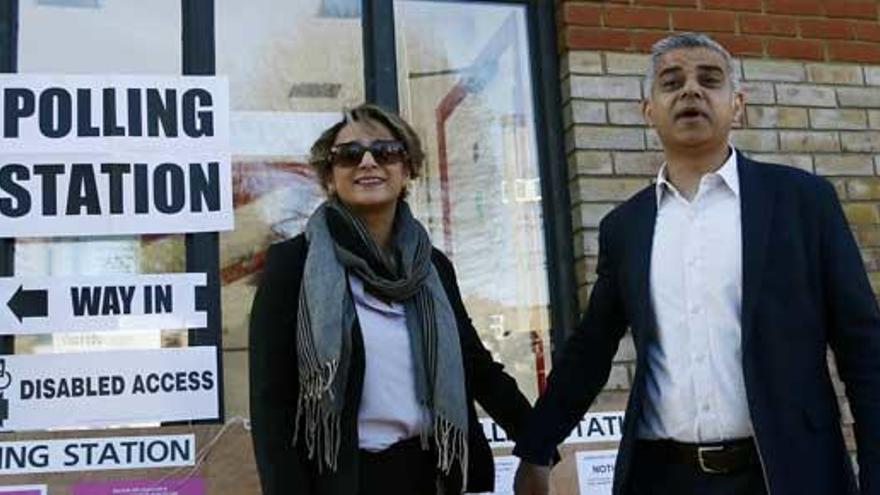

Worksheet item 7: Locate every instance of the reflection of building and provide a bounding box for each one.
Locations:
[398,4,551,397]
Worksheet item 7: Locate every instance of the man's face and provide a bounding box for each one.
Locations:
[642,47,743,152]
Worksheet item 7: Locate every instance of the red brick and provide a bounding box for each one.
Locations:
[635,0,697,6]
[671,10,736,32]
[740,14,798,36]
[713,34,765,56]
[563,4,602,26]
[799,19,857,40]
[632,30,671,51]
[854,22,880,42]
[703,0,763,10]
[767,0,823,15]
[767,38,826,60]
[566,27,633,51]
[823,0,878,20]
[605,6,669,29]
[828,41,880,63]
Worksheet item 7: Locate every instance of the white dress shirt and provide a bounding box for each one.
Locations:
[637,149,755,443]
[349,275,425,452]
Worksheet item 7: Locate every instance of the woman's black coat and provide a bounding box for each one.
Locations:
[248,234,533,494]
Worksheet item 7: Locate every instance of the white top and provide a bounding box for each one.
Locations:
[349,274,425,452]
[637,148,755,443]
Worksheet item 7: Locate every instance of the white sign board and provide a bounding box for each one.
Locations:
[0,485,47,495]
[0,273,207,334]
[0,152,233,236]
[0,434,194,475]
[481,411,625,449]
[576,450,617,495]
[0,75,229,153]
[0,347,218,431]
[0,74,233,237]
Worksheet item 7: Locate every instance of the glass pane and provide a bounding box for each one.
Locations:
[14,0,185,355]
[216,0,364,420]
[395,1,551,403]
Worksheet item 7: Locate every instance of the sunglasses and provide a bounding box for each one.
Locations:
[329,140,408,168]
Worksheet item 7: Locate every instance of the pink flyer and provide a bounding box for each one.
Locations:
[72,478,204,495]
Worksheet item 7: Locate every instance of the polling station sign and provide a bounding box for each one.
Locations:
[0,347,218,431]
[0,152,232,236]
[0,273,206,334]
[0,434,194,475]
[481,411,625,449]
[0,75,228,153]
[0,75,232,237]
[0,485,46,495]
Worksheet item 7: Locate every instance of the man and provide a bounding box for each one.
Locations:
[514,32,880,495]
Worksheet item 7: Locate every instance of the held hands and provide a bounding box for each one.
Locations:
[513,461,551,495]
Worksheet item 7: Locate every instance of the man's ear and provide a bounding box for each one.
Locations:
[732,91,745,126]
[642,98,654,127]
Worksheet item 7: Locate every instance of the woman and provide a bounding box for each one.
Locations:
[249,103,532,494]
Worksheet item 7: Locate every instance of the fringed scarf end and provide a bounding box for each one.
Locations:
[433,415,469,492]
[293,360,343,473]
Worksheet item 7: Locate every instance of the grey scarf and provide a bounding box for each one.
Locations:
[294,199,468,489]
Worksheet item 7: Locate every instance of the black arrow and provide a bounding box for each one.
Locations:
[7,285,48,322]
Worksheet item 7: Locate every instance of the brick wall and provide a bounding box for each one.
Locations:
[560,0,880,63]
[559,3,880,464]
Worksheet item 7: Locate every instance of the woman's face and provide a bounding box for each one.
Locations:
[327,120,410,214]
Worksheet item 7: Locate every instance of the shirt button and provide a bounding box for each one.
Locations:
[695,354,706,363]
[690,306,699,315]
[701,404,710,412]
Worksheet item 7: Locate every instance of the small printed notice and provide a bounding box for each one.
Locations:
[0,273,207,334]
[576,450,617,495]
[0,485,47,495]
[493,455,519,495]
[0,347,218,431]
[72,477,204,495]
[0,435,194,475]
[481,411,625,448]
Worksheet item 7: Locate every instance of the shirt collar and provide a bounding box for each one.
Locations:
[655,146,739,208]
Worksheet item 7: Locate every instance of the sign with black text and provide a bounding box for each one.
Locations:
[481,411,625,449]
[0,347,218,431]
[0,485,46,495]
[0,75,232,237]
[0,434,194,475]
[0,273,207,334]
[576,450,617,495]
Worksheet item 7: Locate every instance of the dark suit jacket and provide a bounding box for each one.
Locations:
[249,234,532,495]
[514,153,880,495]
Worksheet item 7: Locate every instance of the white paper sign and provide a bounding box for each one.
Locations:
[0,485,47,495]
[0,75,229,153]
[492,455,518,495]
[0,347,219,431]
[0,74,232,237]
[481,411,625,448]
[0,273,207,334]
[0,434,194,475]
[576,450,617,495]
[0,153,233,236]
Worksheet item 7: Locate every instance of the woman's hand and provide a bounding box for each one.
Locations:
[513,461,551,495]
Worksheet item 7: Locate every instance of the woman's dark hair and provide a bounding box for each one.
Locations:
[309,103,425,197]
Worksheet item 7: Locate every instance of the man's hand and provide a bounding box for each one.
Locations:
[513,461,551,495]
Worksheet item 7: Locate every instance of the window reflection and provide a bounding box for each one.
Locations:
[395,1,551,402]
[216,0,364,419]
